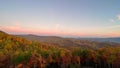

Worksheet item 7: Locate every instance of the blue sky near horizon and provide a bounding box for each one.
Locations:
[0,0,120,37]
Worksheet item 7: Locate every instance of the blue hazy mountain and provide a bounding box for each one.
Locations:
[78,37,120,43]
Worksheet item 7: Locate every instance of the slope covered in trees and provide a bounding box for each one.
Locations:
[0,31,120,68]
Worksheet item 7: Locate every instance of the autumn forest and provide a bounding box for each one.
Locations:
[0,31,120,68]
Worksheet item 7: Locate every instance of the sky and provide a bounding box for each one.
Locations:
[0,0,120,37]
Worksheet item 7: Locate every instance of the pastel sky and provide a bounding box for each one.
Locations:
[0,0,120,37]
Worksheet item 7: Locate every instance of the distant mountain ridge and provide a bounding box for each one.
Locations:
[78,37,120,43]
[16,34,120,49]
[16,34,120,43]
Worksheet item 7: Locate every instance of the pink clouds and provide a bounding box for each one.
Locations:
[1,25,120,37]
[0,22,120,37]
[0,24,68,36]
[109,14,120,22]
[109,19,115,22]
[117,15,120,20]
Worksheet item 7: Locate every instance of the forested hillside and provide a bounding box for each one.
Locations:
[0,31,120,68]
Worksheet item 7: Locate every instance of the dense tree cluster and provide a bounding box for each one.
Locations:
[0,32,120,68]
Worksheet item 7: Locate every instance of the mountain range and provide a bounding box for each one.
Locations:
[15,34,120,49]
[78,37,120,43]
